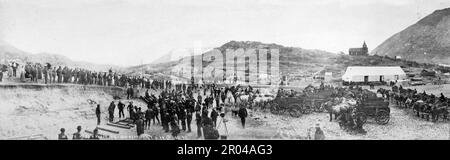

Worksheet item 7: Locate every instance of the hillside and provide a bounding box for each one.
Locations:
[372,7,450,65]
[127,40,450,84]
[127,41,338,82]
[0,40,122,72]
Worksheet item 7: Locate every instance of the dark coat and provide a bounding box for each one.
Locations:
[238,107,248,118]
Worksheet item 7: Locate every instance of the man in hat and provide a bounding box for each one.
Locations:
[118,101,125,119]
[58,128,68,140]
[314,123,325,140]
[238,106,248,129]
[136,114,145,136]
[211,108,219,127]
[95,104,101,125]
[89,128,100,140]
[127,102,134,119]
[73,126,83,140]
[108,101,116,122]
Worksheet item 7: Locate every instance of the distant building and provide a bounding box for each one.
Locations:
[324,72,332,82]
[349,41,368,56]
[342,66,406,83]
[395,56,402,60]
[420,69,436,77]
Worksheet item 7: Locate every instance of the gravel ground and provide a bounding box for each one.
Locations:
[1,84,449,140]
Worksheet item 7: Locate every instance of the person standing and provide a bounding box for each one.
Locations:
[211,108,219,127]
[118,101,125,119]
[179,108,187,131]
[108,101,116,122]
[136,115,145,136]
[314,123,325,140]
[12,62,18,77]
[43,66,48,84]
[72,126,83,140]
[170,114,180,139]
[216,112,228,140]
[58,128,68,140]
[57,66,62,83]
[238,106,248,129]
[37,64,42,83]
[19,66,25,82]
[31,65,37,82]
[0,67,3,82]
[51,67,56,83]
[186,109,193,132]
[195,111,202,138]
[145,108,152,130]
[152,104,160,125]
[127,87,133,99]
[127,102,134,119]
[95,104,101,125]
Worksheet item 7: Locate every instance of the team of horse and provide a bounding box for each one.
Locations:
[377,86,449,122]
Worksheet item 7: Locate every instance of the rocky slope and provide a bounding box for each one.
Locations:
[372,8,450,65]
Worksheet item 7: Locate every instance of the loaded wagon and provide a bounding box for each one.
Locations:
[269,96,311,118]
[268,89,335,118]
[354,96,390,125]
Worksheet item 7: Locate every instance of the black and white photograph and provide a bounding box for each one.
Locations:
[1,0,450,143]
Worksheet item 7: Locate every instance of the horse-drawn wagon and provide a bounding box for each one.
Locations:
[269,96,311,118]
[354,96,390,125]
[268,88,335,118]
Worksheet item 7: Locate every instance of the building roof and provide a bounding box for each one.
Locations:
[349,48,364,52]
[342,66,406,78]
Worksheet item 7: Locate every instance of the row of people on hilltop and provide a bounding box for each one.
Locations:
[0,61,161,89]
[0,61,19,82]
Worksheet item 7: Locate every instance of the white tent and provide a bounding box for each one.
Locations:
[342,66,406,82]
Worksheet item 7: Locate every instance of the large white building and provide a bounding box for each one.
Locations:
[342,66,406,83]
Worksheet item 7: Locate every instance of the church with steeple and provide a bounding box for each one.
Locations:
[348,41,368,56]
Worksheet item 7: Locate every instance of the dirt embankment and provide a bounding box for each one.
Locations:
[0,84,126,139]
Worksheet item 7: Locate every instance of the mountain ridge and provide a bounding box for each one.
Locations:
[372,7,450,65]
[0,40,122,71]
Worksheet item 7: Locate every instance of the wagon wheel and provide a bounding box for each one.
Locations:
[316,102,325,113]
[375,110,390,125]
[270,103,279,115]
[354,112,367,124]
[288,104,302,118]
[302,105,313,114]
[283,108,292,116]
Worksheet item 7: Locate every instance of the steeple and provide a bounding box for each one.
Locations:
[362,41,367,49]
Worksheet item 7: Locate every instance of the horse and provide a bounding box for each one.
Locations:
[324,97,358,122]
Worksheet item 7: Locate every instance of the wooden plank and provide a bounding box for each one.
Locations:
[107,122,132,129]
[119,118,134,123]
[85,130,110,138]
[7,134,45,140]
[97,126,120,134]
[114,121,135,127]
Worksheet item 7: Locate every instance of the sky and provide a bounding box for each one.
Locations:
[0,0,449,66]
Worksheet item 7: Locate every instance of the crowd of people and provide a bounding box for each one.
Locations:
[0,61,168,89]
[58,81,255,140]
